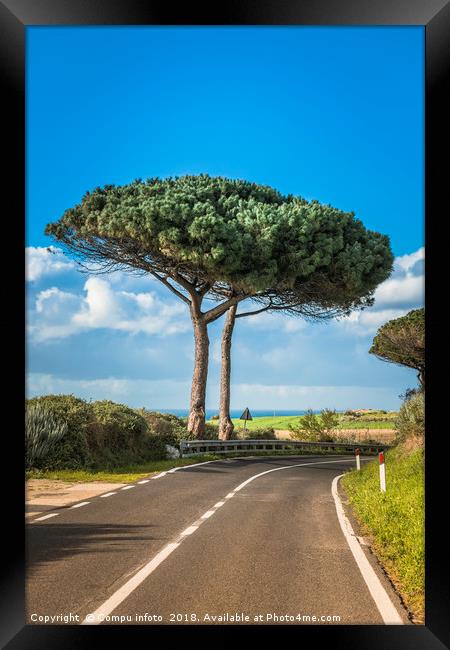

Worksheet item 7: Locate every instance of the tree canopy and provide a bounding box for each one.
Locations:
[369,308,425,387]
[46,174,393,308]
[46,174,394,436]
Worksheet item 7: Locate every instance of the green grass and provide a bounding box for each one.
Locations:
[208,412,397,431]
[341,445,424,621]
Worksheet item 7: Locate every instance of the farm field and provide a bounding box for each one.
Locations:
[209,411,398,432]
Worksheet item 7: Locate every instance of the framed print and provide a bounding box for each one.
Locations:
[1,1,448,648]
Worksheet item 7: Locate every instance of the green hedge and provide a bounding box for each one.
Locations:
[25,396,168,471]
[26,395,92,469]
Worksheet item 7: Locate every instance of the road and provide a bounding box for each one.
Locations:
[26,455,407,625]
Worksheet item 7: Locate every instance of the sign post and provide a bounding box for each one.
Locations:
[379,451,386,492]
[355,447,361,471]
[239,407,253,431]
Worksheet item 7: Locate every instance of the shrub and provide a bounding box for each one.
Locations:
[137,410,189,446]
[395,391,425,442]
[25,403,68,469]
[289,409,339,442]
[26,395,92,468]
[90,401,148,452]
[240,427,276,440]
[138,410,219,446]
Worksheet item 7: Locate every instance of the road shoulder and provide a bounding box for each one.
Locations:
[25,479,127,518]
[337,478,412,624]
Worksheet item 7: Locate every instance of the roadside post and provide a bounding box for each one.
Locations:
[239,407,253,432]
[379,451,386,492]
[355,447,361,471]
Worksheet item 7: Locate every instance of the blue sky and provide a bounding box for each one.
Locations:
[26,26,424,411]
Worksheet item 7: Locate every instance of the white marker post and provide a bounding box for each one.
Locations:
[355,448,361,471]
[379,451,386,492]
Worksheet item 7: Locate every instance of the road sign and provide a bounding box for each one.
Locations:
[239,407,252,430]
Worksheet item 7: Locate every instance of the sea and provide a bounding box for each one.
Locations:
[156,409,320,419]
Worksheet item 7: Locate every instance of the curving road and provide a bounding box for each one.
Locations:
[26,455,407,626]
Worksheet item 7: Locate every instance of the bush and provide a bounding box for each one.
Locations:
[137,410,189,446]
[289,409,339,442]
[137,410,219,445]
[395,391,424,442]
[26,395,92,469]
[240,427,276,440]
[89,400,148,453]
[89,434,167,468]
[25,403,68,469]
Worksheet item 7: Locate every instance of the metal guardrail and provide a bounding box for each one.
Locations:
[179,439,392,457]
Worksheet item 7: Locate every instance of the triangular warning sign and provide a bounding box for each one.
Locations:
[239,407,252,421]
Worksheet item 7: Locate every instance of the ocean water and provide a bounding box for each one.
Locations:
[156,409,320,419]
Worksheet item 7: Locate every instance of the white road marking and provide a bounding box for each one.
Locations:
[82,543,180,625]
[137,480,150,484]
[151,472,167,479]
[200,509,215,519]
[225,492,235,499]
[180,525,199,536]
[81,456,355,625]
[331,475,403,625]
[100,492,117,498]
[168,460,220,473]
[70,502,90,509]
[33,513,59,522]
[121,486,135,490]
[213,501,225,508]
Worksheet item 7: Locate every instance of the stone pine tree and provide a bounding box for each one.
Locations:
[369,308,425,388]
[217,201,394,439]
[45,175,303,437]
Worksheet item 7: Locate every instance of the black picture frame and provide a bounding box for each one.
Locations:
[2,1,448,648]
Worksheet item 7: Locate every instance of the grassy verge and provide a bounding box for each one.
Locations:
[25,455,222,483]
[341,445,424,622]
[25,448,362,483]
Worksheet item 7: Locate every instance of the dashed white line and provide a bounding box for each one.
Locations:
[121,486,135,490]
[200,509,215,519]
[138,480,150,484]
[152,472,167,479]
[82,543,180,625]
[71,501,90,509]
[100,492,117,498]
[180,525,199,537]
[33,513,59,522]
[213,501,225,508]
[224,492,235,499]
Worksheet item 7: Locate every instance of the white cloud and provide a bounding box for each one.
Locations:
[395,247,424,273]
[26,373,191,409]
[26,373,401,411]
[230,383,397,410]
[29,277,190,342]
[338,246,424,336]
[26,246,75,282]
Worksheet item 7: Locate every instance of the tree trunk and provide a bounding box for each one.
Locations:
[418,368,425,389]
[187,316,209,438]
[218,305,237,440]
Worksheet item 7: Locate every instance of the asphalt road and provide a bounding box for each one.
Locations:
[26,455,407,626]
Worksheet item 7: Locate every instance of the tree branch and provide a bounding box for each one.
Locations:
[235,301,273,319]
[203,295,245,324]
[151,271,191,305]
